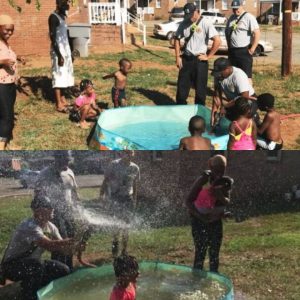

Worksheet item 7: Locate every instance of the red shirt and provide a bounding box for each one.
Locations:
[109,283,136,300]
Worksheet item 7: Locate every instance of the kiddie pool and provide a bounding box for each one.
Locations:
[37,262,234,300]
[89,105,230,150]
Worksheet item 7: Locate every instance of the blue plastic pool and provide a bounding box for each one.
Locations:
[89,105,230,150]
[38,262,234,300]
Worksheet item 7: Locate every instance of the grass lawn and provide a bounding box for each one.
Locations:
[0,191,300,299]
[13,38,300,150]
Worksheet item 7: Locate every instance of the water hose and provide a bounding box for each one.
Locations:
[280,113,300,120]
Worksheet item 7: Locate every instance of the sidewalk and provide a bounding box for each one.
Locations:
[0,175,103,199]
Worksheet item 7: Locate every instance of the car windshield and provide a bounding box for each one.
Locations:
[171,8,183,13]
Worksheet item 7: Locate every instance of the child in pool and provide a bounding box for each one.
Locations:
[194,155,233,218]
[179,116,213,150]
[227,97,257,150]
[103,58,132,108]
[256,93,283,150]
[110,254,139,300]
[71,79,102,129]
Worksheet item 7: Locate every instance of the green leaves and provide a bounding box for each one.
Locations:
[8,0,77,12]
[7,0,41,12]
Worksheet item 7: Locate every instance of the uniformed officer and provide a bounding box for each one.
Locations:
[225,0,260,85]
[175,3,221,105]
[211,57,259,125]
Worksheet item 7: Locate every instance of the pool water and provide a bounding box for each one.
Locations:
[44,269,228,300]
[109,121,220,150]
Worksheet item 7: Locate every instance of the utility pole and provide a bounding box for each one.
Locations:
[281,0,292,76]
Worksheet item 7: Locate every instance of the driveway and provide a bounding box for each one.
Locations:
[259,29,300,65]
[146,21,300,66]
[0,175,103,199]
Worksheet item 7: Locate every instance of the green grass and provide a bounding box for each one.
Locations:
[0,194,300,299]
[14,42,300,150]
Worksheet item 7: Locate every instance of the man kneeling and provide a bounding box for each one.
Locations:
[1,196,85,300]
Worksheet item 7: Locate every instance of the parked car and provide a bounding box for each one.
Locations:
[169,25,273,56]
[153,20,182,40]
[16,169,40,188]
[201,11,227,24]
[169,7,184,21]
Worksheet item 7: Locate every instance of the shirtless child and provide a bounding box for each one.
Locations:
[256,93,283,150]
[103,58,132,108]
[179,116,213,150]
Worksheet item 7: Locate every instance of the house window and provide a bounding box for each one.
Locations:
[156,0,161,8]
[266,150,282,162]
[152,151,163,161]
[222,0,228,10]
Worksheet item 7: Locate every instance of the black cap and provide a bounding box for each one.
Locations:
[211,57,231,76]
[231,0,241,8]
[183,3,197,19]
[31,196,53,210]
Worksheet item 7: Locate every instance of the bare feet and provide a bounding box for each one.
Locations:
[80,121,90,129]
[56,106,69,114]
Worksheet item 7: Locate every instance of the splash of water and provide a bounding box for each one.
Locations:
[75,205,131,231]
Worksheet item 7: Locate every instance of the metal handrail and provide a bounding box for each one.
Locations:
[126,11,147,45]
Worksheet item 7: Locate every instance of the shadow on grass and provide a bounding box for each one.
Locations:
[132,88,176,105]
[17,76,80,103]
[165,81,215,98]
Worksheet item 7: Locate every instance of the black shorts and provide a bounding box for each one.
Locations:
[110,195,134,223]
[112,87,126,107]
[0,83,16,141]
[228,46,253,78]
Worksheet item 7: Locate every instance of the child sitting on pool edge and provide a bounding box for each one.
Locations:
[256,93,283,150]
[227,97,257,150]
[110,254,139,300]
[103,58,132,108]
[70,79,103,129]
[179,116,213,150]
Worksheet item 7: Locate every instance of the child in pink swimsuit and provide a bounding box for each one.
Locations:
[110,254,139,300]
[227,97,257,150]
[71,79,102,129]
[194,175,233,215]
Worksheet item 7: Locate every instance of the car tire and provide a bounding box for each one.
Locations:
[253,45,263,57]
[166,31,174,40]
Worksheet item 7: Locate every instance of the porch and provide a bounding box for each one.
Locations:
[260,0,300,24]
[88,0,147,45]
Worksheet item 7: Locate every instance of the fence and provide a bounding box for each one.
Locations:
[88,2,121,25]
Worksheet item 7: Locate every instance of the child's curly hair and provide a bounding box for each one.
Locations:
[113,254,139,277]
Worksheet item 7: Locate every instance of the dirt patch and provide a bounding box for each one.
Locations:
[281,117,300,149]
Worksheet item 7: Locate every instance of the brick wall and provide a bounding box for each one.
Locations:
[177,151,300,219]
[90,24,122,49]
[216,0,260,19]
[2,0,121,56]
[132,151,300,223]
